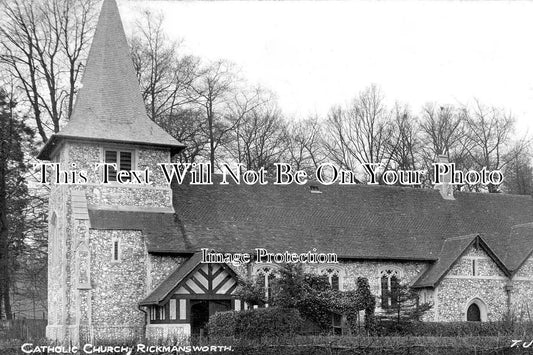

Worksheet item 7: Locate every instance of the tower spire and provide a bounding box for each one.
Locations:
[38,0,184,160]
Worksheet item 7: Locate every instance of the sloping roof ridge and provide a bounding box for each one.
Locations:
[413,235,477,288]
[454,190,533,199]
[140,252,243,306]
[140,252,203,306]
[511,222,533,229]
[208,175,533,199]
[445,233,479,241]
[476,235,511,276]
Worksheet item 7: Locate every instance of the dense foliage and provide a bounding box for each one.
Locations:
[208,307,303,339]
[379,283,432,324]
[0,90,34,319]
[235,264,376,334]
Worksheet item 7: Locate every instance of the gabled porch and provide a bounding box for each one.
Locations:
[140,252,245,340]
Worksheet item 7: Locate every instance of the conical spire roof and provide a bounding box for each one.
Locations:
[38,0,184,160]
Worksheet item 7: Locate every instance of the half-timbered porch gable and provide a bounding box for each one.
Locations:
[175,263,238,296]
[140,252,243,335]
[140,252,241,307]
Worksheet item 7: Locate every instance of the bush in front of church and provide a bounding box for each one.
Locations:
[208,307,303,339]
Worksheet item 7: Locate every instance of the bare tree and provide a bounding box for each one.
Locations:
[388,104,420,171]
[323,85,396,182]
[226,93,288,171]
[158,108,209,164]
[0,0,98,142]
[418,103,472,189]
[285,116,325,173]
[130,10,200,122]
[190,60,237,172]
[502,142,532,195]
[129,10,208,163]
[463,101,516,192]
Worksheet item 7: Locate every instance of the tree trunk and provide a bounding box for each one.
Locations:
[0,178,12,320]
[208,101,215,174]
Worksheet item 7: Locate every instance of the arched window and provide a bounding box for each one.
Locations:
[320,268,342,291]
[465,298,487,322]
[467,303,480,321]
[254,266,278,300]
[380,268,401,309]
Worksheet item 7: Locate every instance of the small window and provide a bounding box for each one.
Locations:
[310,185,322,193]
[169,299,177,320]
[104,149,133,182]
[255,266,277,302]
[112,240,120,262]
[159,306,166,320]
[331,274,339,291]
[179,299,187,320]
[332,313,342,335]
[472,260,476,276]
[380,269,401,309]
[321,268,342,291]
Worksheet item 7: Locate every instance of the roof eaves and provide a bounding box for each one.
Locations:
[37,134,186,161]
[477,236,512,278]
[510,248,533,277]
[412,234,477,288]
[139,252,203,306]
[335,255,439,262]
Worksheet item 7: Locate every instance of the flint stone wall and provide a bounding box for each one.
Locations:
[436,246,507,321]
[510,256,533,320]
[89,230,146,333]
[62,142,172,209]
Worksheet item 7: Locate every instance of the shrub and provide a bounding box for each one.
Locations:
[373,320,533,337]
[296,291,334,331]
[234,278,267,307]
[207,311,238,337]
[0,320,47,340]
[208,307,303,339]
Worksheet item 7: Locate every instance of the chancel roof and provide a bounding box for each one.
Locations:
[38,0,184,160]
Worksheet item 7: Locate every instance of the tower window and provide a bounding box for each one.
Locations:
[112,239,120,262]
[472,259,476,276]
[104,149,133,182]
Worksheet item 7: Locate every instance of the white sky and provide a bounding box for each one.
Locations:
[119,1,533,134]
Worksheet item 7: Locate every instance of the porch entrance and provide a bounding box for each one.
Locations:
[190,299,232,336]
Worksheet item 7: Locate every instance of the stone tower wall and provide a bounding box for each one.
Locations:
[46,140,177,344]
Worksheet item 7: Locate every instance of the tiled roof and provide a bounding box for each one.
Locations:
[486,223,533,272]
[139,252,203,306]
[86,179,533,289]
[413,235,510,288]
[87,209,191,252]
[158,179,533,274]
[38,0,184,160]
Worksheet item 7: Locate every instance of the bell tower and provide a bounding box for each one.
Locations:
[38,0,184,344]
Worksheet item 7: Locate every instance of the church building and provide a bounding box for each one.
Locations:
[38,0,533,344]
